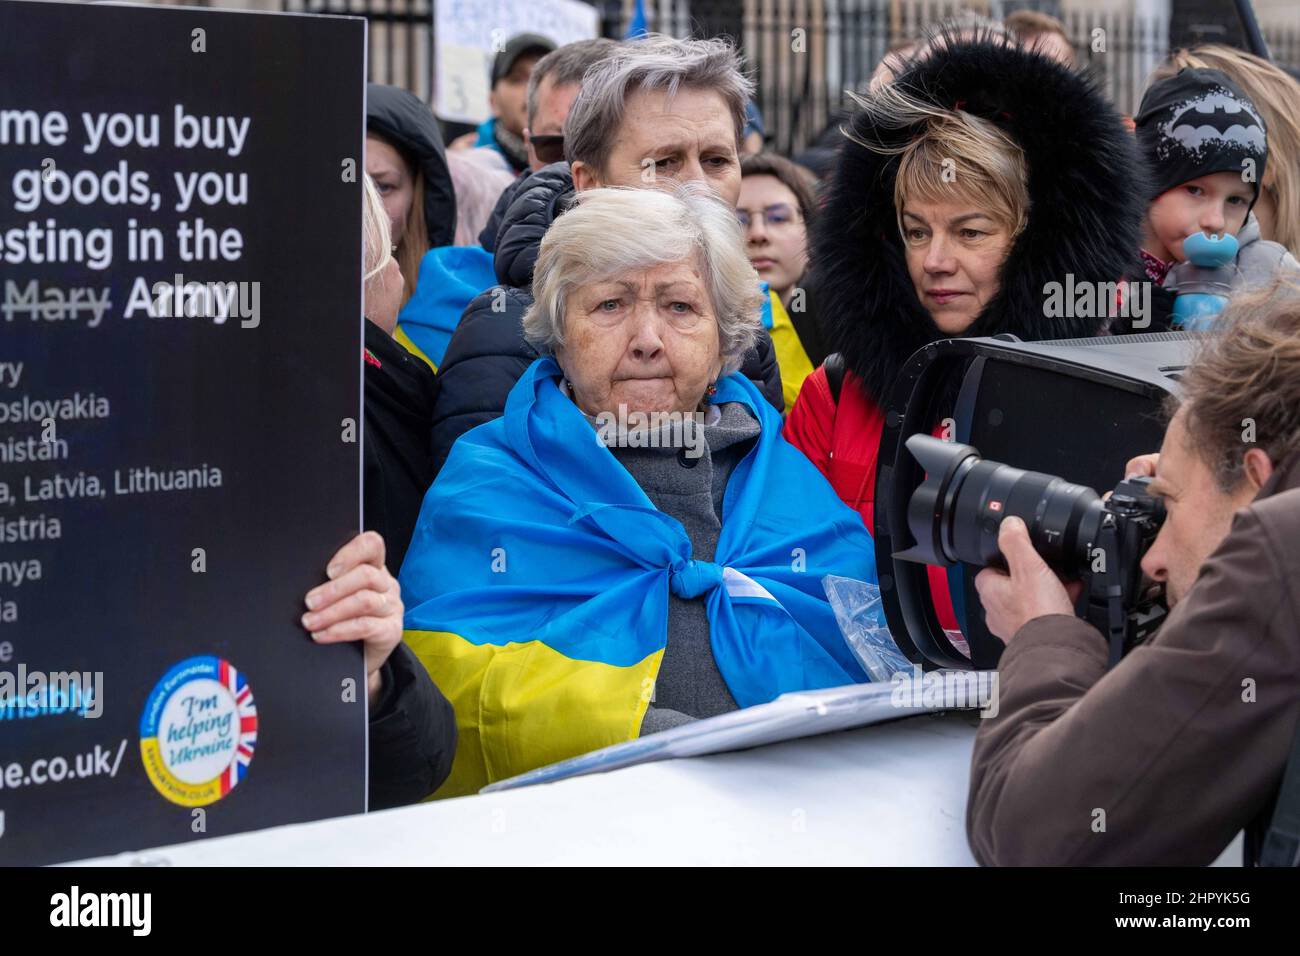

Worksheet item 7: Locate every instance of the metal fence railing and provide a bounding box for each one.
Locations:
[281,0,1300,158]
[283,0,434,101]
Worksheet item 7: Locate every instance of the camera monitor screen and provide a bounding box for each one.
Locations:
[874,334,1196,671]
[952,355,1173,662]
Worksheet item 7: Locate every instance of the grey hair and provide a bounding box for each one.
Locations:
[563,34,754,176]
[527,38,621,127]
[523,184,763,376]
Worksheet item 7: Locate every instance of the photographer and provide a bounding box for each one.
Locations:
[967,282,1300,866]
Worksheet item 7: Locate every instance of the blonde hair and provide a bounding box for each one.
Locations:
[847,83,1030,239]
[362,173,394,282]
[1003,9,1070,44]
[1151,45,1300,258]
[524,184,764,375]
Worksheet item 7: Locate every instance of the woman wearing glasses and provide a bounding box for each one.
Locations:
[738,153,829,395]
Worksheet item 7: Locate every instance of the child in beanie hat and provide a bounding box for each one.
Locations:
[1135,67,1297,289]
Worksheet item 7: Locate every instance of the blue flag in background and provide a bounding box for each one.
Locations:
[626,0,647,39]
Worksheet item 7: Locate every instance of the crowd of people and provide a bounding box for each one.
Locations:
[300,13,1300,864]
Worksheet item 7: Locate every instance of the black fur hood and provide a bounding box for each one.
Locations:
[811,38,1147,406]
[366,84,457,248]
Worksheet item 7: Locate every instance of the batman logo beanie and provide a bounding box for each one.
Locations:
[1135,67,1267,203]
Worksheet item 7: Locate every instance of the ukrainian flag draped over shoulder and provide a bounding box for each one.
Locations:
[399,357,875,796]
[760,283,815,412]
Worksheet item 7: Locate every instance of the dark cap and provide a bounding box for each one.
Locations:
[491,33,556,87]
[1135,67,1268,202]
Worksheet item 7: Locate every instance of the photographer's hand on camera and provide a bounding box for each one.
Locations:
[973,517,1085,642]
[1100,455,1159,504]
[1124,453,1159,479]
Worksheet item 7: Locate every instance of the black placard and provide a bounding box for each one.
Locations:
[0,0,367,865]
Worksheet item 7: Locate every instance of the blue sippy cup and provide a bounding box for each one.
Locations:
[1170,232,1239,331]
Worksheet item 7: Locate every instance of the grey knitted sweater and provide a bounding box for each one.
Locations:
[589,401,762,735]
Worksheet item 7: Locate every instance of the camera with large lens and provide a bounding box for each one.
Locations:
[898,434,1168,665]
[873,333,1201,670]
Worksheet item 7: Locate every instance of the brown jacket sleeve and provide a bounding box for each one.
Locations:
[967,493,1300,866]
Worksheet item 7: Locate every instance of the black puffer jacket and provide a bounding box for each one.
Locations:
[366,84,457,247]
[812,37,1150,408]
[430,162,785,475]
[368,641,457,810]
[363,318,437,577]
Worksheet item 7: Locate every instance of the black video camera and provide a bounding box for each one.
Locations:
[898,434,1168,665]
[872,333,1201,671]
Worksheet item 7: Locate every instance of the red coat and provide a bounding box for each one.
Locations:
[785,364,959,631]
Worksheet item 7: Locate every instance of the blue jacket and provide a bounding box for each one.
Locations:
[394,245,497,371]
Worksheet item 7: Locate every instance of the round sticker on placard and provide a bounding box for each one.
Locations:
[139,655,257,807]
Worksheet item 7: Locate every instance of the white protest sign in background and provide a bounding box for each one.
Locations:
[434,0,599,125]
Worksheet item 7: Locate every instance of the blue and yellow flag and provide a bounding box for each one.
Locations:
[762,284,815,413]
[399,356,875,796]
[393,244,497,371]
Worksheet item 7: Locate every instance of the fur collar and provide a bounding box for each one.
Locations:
[811,36,1148,406]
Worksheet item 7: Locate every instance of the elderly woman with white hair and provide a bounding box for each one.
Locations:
[399,186,876,796]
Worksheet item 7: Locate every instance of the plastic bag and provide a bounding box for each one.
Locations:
[822,575,914,682]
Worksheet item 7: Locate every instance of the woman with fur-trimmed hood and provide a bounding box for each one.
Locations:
[786,35,1146,626]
